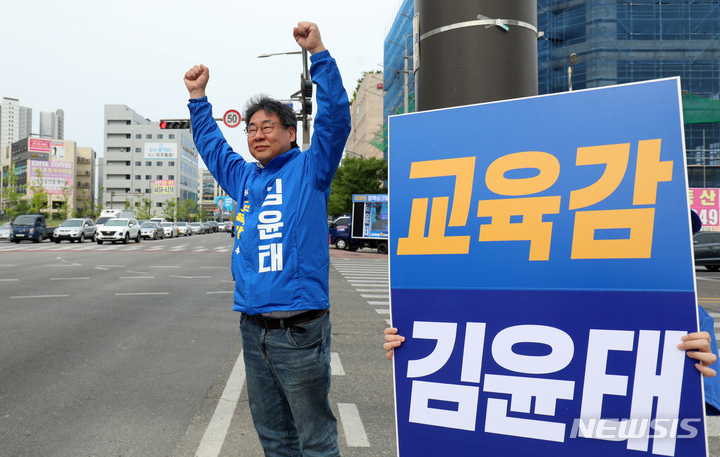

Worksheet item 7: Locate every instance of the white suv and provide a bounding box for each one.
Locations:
[96,218,141,244]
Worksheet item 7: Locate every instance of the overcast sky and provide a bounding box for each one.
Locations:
[4,0,401,163]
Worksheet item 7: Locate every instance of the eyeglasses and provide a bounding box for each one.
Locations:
[245,121,284,137]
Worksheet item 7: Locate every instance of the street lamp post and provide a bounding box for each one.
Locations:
[568,53,578,92]
[258,50,312,149]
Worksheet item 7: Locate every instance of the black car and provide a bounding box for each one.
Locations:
[694,231,720,271]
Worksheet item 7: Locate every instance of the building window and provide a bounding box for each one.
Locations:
[135,189,141,193]
[135,175,141,180]
[157,202,163,207]
[126,120,131,125]
[145,175,151,180]
[169,175,175,180]
[169,134,175,139]
[135,161,141,166]
[169,161,175,166]
[135,148,141,153]
[157,175,162,180]
[146,134,152,139]
[136,134,141,139]
[157,161,162,166]
[145,189,150,194]
[126,134,131,139]
[125,161,131,166]
[146,161,152,166]
[157,134,163,139]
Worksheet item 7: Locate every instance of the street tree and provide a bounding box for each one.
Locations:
[328,156,387,217]
[57,184,74,221]
[27,169,50,217]
[135,197,155,220]
[161,198,177,221]
[2,166,30,220]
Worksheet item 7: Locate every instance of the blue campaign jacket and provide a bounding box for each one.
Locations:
[188,50,351,314]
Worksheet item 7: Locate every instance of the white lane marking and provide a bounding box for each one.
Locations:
[207,291,234,294]
[195,350,246,457]
[709,312,720,319]
[50,277,90,281]
[119,276,155,279]
[97,265,125,268]
[385,319,392,326]
[375,309,390,315]
[361,294,389,299]
[350,282,389,286]
[12,294,69,299]
[338,403,370,447]
[95,267,110,271]
[331,352,345,376]
[0,279,19,281]
[368,301,390,305]
[115,292,169,296]
[698,277,720,283]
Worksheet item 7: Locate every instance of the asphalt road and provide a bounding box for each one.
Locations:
[0,233,394,457]
[6,233,720,457]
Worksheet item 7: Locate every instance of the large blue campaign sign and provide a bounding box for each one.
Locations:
[388,78,707,457]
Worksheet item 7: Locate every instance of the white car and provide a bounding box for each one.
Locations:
[96,218,141,244]
[160,221,179,238]
[0,222,10,241]
[176,221,191,236]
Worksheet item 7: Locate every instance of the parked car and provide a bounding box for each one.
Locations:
[9,214,58,243]
[140,221,164,240]
[53,218,97,243]
[176,221,192,236]
[694,231,720,271]
[207,221,219,232]
[96,218,141,244]
[0,222,10,241]
[160,221,179,238]
[189,222,205,235]
[217,222,227,232]
[201,222,211,233]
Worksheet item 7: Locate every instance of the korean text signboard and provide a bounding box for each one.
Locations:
[29,160,72,195]
[388,78,706,457]
[690,188,720,231]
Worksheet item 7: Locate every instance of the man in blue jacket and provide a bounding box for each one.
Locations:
[184,21,351,457]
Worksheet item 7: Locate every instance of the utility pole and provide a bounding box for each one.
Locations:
[415,0,538,111]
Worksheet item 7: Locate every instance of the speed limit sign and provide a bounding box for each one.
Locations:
[223,109,242,128]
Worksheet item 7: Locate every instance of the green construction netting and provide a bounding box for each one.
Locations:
[370,94,415,153]
[683,94,720,124]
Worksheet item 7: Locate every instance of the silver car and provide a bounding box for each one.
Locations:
[96,218,141,244]
[0,222,10,241]
[53,218,97,243]
[140,221,164,240]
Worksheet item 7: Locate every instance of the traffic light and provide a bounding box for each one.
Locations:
[300,77,313,117]
[159,119,191,129]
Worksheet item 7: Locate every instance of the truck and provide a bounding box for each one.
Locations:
[96,209,134,227]
[329,194,388,254]
[9,214,58,243]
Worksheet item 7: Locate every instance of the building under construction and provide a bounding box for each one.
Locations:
[540,0,720,187]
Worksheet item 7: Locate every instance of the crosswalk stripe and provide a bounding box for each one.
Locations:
[338,403,370,447]
[331,352,345,376]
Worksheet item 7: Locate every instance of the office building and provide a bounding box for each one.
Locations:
[1,97,32,149]
[39,109,65,140]
[1,137,96,217]
[347,72,385,159]
[101,105,200,218]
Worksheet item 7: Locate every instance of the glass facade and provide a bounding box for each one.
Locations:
[538,0,720,187]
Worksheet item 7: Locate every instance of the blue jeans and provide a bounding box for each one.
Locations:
[240,312,339,457]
